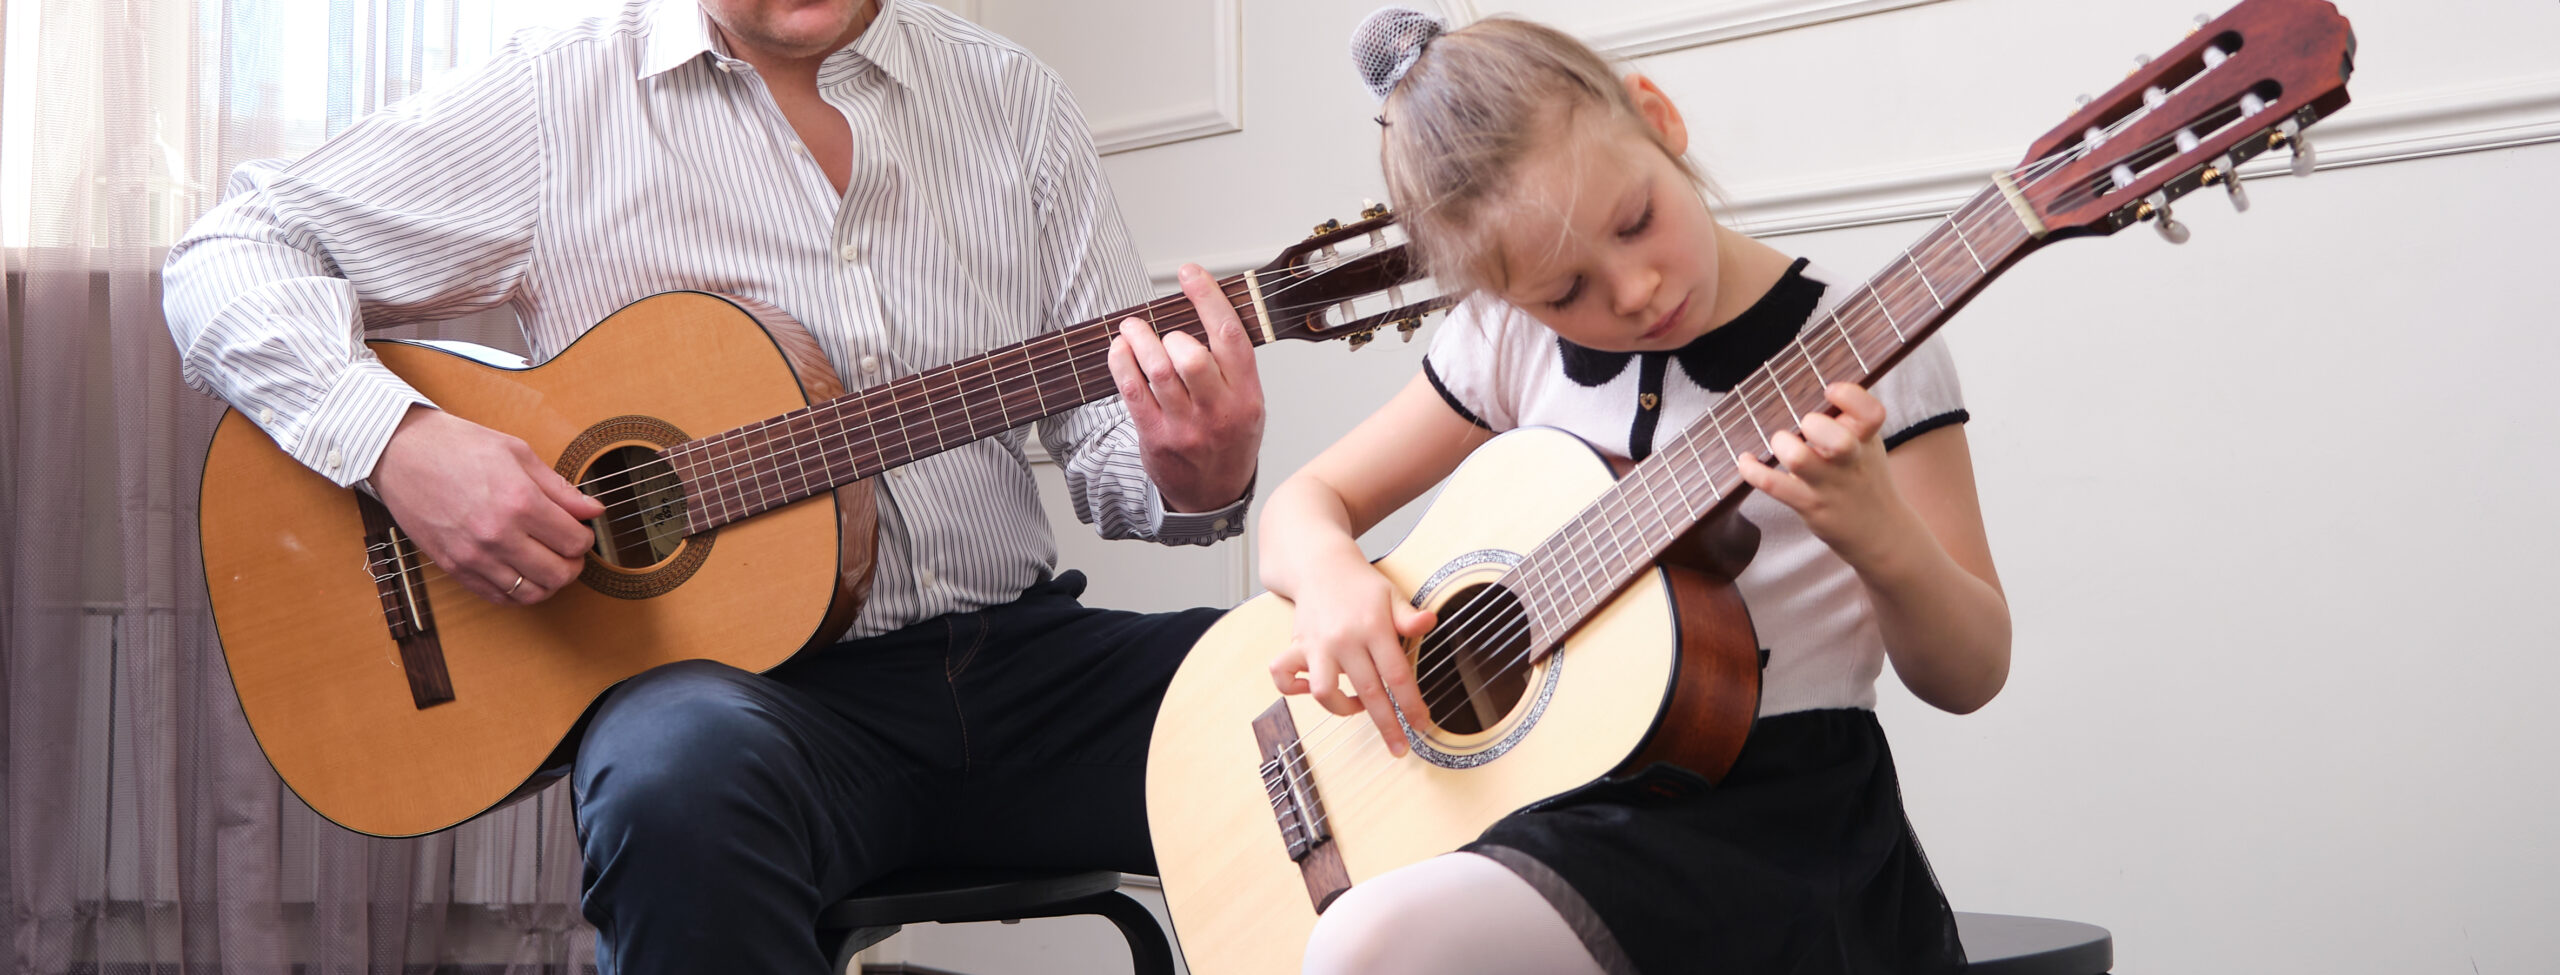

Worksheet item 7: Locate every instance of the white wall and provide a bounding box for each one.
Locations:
[881,0,2560,972]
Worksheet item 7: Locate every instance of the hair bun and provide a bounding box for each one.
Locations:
[1350,7,1447,103]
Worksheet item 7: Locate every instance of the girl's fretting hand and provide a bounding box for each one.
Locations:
[1736,383,1921,570]
[1268,568,1438,758]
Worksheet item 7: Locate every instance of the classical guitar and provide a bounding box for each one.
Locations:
[1146,3,2354,971]
[198,210,1448,837]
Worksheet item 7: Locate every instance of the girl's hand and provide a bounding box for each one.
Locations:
[1736,383,1920,569]
[1268,569,1438,757]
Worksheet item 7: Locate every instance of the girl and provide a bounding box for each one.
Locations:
[1257,10,2011,974]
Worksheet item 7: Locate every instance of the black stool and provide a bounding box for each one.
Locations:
[1956,912,2113,974]
[821,868,1176,975]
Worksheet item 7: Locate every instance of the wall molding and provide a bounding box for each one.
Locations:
[1715,73,2560,237]
[1588,0,1951,59]
[1441,0,1950,59]
[1143,71,2560,274]
[1091,0,1244,155]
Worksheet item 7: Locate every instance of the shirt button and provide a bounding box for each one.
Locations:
[917,567,937,588]
[838,243,859,262]
[792,142,810,157]
[717,59,745,73]
[859,354,880,375]
[325,448,343,471]
[258,407,274,424]
[1210,517,1230,532]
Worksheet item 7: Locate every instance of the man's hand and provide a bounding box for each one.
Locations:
[370,406,605,604]
[1107,263,1265,512]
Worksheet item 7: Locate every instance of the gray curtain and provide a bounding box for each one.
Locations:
[3,0,595,970]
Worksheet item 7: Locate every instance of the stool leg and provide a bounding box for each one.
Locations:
[826,924,901,974]
[1070,890,1179,975]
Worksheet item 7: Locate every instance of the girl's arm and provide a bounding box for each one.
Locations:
[1741,384,2011,714]
[1259,372,1493,754]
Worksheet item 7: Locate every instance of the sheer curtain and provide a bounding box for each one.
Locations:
[4,1,605,971]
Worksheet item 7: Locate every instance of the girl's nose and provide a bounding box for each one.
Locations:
[1611,267,1659,318]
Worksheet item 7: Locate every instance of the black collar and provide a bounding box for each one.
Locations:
[1556,257,1823,392]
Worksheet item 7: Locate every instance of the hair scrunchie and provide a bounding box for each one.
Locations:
[1350,7,1447,104]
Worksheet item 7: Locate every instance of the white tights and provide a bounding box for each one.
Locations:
[1299,852,1607,975]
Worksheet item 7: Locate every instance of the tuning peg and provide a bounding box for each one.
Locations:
[1347,330,1375,350]
[1397,318,1422,342]
[2278,120,2317,177]
[1310,218,1343,239]
[2206,158,2250,212]
[2140,193,2191,244]
[1360,199,1390,220]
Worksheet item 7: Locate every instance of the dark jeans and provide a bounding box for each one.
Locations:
[570,571,1220,975]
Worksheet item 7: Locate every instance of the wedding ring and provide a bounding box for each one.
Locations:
[506,574,526,596]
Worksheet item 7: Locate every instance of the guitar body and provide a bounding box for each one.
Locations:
[1146,428,1761,975]
[199,292,874,837]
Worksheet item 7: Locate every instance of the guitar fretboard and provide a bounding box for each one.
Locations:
[661,281,1265,534]
[1501,185,2039,651]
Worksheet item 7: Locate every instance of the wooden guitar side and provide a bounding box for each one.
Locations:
[1146,428,1758,975]
[198,293,872,837]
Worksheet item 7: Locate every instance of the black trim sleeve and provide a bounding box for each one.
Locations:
[1422,358,1493,430]
[1883,409,1969,451]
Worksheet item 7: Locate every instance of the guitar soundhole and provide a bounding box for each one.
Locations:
[557,415,715,600]
[585,445,689,569]
[1412,583,1533,736]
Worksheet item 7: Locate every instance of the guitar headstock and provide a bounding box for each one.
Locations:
[1251,203,1454,349]
[2007,0,2354,244]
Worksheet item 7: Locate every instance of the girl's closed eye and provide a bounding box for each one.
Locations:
[1547,276,1585,311]
[1621,198,1654,238]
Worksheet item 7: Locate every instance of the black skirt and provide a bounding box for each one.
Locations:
[1463,708,1965,975]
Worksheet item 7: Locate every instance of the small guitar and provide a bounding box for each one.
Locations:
[198,210,1448,838]
[1145,3,2354,971]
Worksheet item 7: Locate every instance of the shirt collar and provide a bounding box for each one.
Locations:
[639,0,721,80]
[640,0,916,91]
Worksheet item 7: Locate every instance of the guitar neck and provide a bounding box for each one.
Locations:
[1506,183,2043,649]
[665,275,1275,533]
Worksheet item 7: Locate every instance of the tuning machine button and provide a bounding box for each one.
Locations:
[1310,218,1343,239]
[2140,193,2190,244]
[2208,156,2250,212]
[1360,199,1391,220]
[2278,120,2317,177]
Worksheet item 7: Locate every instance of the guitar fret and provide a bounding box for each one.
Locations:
[1903,246,1946,310]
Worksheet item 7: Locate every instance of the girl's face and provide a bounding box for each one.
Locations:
[1486,78,1727,354]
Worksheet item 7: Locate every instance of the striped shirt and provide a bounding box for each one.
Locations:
[162,0,1245,638]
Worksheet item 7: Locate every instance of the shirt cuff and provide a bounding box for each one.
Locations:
[1147,474,1254,546]
[287,359,436,488]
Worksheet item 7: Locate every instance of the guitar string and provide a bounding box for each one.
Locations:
[366,240,1430,567]
[1282,87,2254,788]
[1285,188,2038,803]
[360,252,1427,586]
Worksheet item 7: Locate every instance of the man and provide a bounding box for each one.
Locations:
[162,0,1261,970]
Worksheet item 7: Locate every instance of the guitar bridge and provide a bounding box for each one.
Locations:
[1252,699,1351,911]
[359,494,454,709]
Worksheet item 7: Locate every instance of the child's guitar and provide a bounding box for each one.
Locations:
[1146,2,2354,971]
[197,213,1447,837]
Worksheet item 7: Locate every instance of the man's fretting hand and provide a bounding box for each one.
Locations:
[1107,263,1265,512]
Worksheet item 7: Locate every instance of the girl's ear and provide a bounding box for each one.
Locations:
[1622,73,1690,156]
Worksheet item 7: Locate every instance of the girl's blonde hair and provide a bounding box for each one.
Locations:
[1372,16,1705,294]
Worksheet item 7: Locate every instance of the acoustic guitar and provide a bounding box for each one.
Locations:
[198,210,1448,837]
[1145,3,2353,970]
